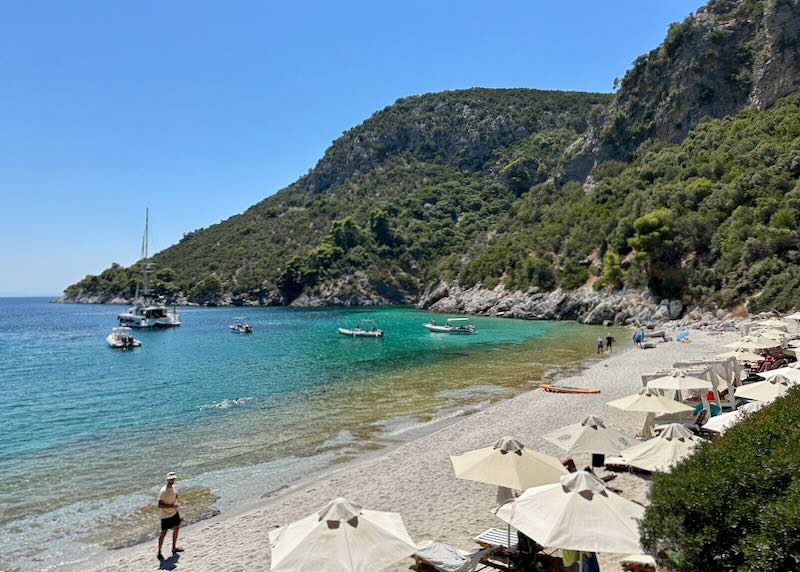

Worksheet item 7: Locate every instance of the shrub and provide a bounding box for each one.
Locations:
[641,388,800,571]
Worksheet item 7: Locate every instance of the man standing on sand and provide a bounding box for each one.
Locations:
[157,472,184,560]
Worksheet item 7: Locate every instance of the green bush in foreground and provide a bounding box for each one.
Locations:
[641,388,800,571]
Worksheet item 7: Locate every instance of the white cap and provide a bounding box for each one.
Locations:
[166,472,177,480]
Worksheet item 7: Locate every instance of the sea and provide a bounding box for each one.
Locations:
[0,298,620,570]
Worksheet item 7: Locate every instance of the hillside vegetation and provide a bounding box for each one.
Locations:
[64,0,800,313]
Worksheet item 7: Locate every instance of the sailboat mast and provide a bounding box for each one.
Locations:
[141,208,150,297]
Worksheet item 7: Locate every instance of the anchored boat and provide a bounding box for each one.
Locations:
[106,327,142,349]
[230,317,253,334]
[117,209,181,329]
[424,317,476,335]
[337,319,383,338]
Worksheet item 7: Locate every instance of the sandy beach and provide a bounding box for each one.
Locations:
[84,330,733,572]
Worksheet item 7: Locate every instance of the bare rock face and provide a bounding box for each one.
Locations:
[417,282,674,326]
[564,0,800,181]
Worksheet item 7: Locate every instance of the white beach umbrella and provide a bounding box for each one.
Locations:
[735,375,799,403]
[751,328,788,341]
[759,367,800,382]
[493,471,644,554]
[753,318,789,330]
[619,424,701,473]
[607,387,695,415]
[268,497,418,572]
[542,415,637,456]
[723,335,782,350]
[715,349,764,362]
[608,387,695,437]
[450,436,567,491]
[703,401,766,434]
[646,369,713,392]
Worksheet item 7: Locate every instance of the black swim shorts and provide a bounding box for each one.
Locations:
[161,512,182,530]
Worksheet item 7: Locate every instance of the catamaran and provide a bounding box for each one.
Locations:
[423,317,477,335]
[337,319,383,337]
[106,326,142,349]
[117,209,181,328]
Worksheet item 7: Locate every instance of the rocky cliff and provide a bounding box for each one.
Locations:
[564,0,800,180]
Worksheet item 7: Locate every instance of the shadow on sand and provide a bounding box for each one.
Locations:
[159,553,180,570]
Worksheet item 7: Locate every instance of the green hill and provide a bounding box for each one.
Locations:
[63,0,800,313]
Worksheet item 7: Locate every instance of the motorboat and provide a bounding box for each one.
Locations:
[424,317,477,335]
[230,318,253,334]
[117,209,181,329]
[106,326,142,349]
[337,319,383,337]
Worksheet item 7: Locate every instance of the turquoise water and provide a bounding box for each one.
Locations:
[0,298,615,570]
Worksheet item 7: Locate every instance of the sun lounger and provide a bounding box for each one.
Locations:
[654,408,711,436]
[474,527,518,553]
[603,456,650,474]
[413,542,500,572]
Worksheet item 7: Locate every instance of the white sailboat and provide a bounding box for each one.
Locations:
[117,209,181,328]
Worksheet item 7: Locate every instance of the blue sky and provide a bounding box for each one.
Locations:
[0,0,702,296]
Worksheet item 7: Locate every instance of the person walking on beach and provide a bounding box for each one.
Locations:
[633,329,643,349]
[596,336,604,354]
[605,333,615,353]
[157,472,184,560]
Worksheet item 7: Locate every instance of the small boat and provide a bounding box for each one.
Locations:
[539,383,601,395]
[106,326,142,349]
[424,317,476,335]
[230,318,253,334]
[337,319,383,337]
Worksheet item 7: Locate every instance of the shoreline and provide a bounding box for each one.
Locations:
[79,329,734,572]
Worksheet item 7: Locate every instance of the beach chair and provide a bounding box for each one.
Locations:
[413,542,500,572]
[471,527,567,571]
[654,408,708,436]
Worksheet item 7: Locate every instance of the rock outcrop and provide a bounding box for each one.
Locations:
[417,281,736,329]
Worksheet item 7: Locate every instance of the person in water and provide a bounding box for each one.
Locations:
[596,337,604,354]
[605,334,615,353]
[157,472,184,560]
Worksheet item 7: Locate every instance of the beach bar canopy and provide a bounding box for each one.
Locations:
[268,497,418,572]
[542,415,637,456]
[734,374,799,403]
[619,423,701,473]
[493,471,644,554]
